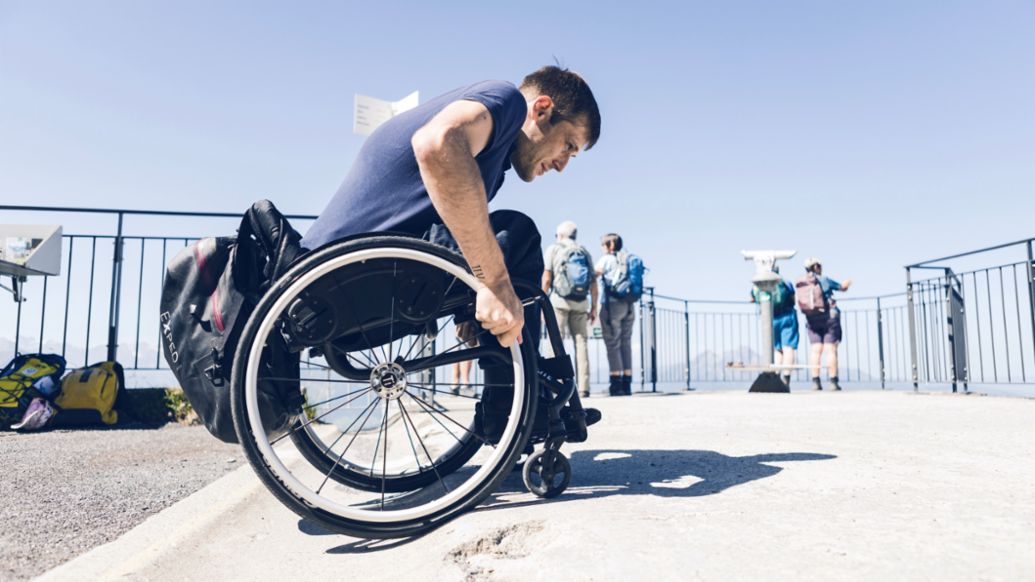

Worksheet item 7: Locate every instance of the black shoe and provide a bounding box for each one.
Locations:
[812,377,823,391]
[780,374,791,387]
[830,376,842,391]
[584,407,602,426]
[608,377,622,397]
[621,375,633,396]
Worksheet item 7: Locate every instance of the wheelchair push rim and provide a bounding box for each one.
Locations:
[240,242,530,526]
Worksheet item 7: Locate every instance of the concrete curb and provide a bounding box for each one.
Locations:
[37,462,260,581]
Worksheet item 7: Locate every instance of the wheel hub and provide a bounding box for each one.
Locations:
[371,362,407,400]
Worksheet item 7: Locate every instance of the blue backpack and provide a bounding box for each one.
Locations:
[606,252,645,301]
[552,245,592,300]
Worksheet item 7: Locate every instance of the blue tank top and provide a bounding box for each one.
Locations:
[302,80,528,250]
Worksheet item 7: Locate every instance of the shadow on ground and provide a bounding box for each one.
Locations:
[480,449,837,511]
[297,448,835,552]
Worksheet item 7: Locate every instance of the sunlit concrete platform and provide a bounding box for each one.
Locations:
[42,390,1035,581]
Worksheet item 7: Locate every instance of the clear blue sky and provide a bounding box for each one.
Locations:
[2,0,1033,300]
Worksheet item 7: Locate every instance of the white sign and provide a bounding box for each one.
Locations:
[353,90,420,136]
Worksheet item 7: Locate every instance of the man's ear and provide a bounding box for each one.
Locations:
[530,95,554,121]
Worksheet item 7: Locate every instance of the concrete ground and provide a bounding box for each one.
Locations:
[40,390,1035,581]
[0,424,242,581]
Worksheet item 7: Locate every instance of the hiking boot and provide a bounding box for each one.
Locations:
[621,375,633,396]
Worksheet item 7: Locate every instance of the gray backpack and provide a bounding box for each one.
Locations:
[552,245,592,300]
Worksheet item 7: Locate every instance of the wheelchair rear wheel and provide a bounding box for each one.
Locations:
[230,236,538,539]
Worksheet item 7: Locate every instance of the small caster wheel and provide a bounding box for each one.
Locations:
[522,449,571,498]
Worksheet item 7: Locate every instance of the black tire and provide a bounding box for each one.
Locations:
[231,236,538,539]
[522,449,572,499]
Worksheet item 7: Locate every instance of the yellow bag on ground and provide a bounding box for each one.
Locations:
[0,354,66,428]
[55,361,125,426]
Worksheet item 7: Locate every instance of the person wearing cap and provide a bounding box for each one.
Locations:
[542,220,598,397]
[800,257,852,391]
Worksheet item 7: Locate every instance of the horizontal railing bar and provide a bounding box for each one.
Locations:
[0,204,317,221]
[906,237,1035,268]
[910,261,1028,283]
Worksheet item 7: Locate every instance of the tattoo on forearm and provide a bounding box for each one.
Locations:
[471,264,485,280]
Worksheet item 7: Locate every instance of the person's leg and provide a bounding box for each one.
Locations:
[600,303,623,395]
[825,343,841,389]
[618,300,636,395]
[826,315,843,390]
[424,210,544,441]
[459,360,472,385]
[806,317,824,390]
[809,344,824,389]
[569,308,590,396]
[781,314,799,387]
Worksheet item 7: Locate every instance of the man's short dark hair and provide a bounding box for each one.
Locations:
[521,66,601,150]
[602,233,623,252]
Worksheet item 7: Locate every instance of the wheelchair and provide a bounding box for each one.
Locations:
[229,235,598,539]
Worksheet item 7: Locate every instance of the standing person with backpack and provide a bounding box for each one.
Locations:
[542,220,598,397]
[751,266,799,387]
[796,258,853,391]
[595,233,645,396]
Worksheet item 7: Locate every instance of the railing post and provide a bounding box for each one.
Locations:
[684,299,692,390]
[106,212,125,362]
[638,296,645,392]
[943,269,957,393]
[876,296,886,389]
[906,267,919,391]
[649,287,657,392]
[1027,240,1035,369]
[14,293,22,356]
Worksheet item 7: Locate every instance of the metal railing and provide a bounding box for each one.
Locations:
[3,204,1033,394]
[906,238,1035,392]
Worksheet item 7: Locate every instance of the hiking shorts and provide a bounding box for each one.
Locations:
[806,312,842,345]
[773,311,799,350]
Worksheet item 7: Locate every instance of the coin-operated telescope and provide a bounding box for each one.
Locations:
[740,250,796,393]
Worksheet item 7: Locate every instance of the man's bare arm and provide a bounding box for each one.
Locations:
[412,100,524,347]
[589,277,599,323]
[542,270,553,295]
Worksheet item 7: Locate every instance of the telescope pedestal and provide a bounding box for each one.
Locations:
[749,371,789,393]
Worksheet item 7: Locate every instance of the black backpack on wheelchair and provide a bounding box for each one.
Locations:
[159,200,304,443]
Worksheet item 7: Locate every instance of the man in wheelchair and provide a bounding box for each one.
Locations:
[301,65,603,448]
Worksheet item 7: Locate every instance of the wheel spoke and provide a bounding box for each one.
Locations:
[404,390,491,448]
[302,385,373,409]
[271,386,373,446]
[369,399,390,478]
[326,338,379,370]
[268,375,368,385]
[398,399,425,473]
[398,276,460,363]
[388,260,397,363]
[380,393,391,509]
[407,382,486,401]
[397,397,451,494]
[413,326,494,373]
[316,397,381,494]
